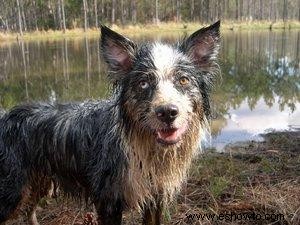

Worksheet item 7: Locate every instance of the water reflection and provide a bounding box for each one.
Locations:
[211,30,300,149]
[0,30,299,150]
[0,37,108,107]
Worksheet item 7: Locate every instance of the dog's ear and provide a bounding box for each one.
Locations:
[101,25,136,79]
[180,21,220,70]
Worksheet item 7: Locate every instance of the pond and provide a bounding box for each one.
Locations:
[0,30,299,151]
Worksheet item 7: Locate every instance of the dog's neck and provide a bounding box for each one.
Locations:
[120,112,204,210]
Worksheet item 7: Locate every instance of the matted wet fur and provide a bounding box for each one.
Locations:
[0,21,220,225]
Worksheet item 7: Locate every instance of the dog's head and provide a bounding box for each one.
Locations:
[101,22,220,146]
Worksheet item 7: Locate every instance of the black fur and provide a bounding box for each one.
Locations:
[0,101,128,222]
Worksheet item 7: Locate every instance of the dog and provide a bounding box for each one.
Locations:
[0,21,220,225]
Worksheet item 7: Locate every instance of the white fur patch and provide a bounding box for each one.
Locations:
[157,81,183,104]
[151,43,183,78]
[153,80,193,128]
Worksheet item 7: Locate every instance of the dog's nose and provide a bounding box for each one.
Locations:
[155,104,179,123]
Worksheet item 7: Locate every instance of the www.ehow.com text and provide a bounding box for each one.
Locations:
[186,212,284,222]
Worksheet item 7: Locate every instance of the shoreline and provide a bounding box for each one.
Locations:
[1,20,300,42]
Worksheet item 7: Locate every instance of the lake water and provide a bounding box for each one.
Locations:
[0,30,299,150]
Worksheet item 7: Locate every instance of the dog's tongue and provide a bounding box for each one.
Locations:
[157,129,178,142]
[157,126,186,143]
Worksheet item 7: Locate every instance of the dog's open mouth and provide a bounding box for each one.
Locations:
[156,125,187,145]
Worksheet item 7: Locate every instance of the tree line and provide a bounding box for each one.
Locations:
[0,0,300,33]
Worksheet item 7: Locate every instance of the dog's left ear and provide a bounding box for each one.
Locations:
[101,25,136,80]
[180,21,220,70]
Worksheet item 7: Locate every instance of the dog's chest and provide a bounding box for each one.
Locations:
[121,128,201,210]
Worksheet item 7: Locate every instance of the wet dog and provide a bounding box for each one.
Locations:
[0,21,220,225]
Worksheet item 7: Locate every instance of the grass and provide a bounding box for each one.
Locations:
[7,130,300,225]
[1,20,300,42]
[168,130,300,225]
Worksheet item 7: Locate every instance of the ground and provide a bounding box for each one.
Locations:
[6,130,300,225]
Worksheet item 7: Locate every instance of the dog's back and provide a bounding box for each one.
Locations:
[0,100,126,186]
[0,100,125,223]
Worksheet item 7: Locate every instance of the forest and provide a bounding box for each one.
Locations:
[0,0,300,34]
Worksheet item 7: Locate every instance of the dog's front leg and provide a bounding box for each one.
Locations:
[142,199,163,225]
[95,200,123,225]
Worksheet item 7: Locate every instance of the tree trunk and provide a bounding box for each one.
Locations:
[247,0,251,20]
[259,0,263,20]
[176,0,181,22]
[16,0,23,36]
[58,0,62,29]
[275,0,278,21]
[101,0,104,20]
[235,0,239,20]
[190,0,194,21]
[213,0,217,20]
[172,0,175,20]
[61,0,66,32]
[217,0,222,20]
[105,1,109,19]
[131,0,137,24]
[240,0,243,20]
[83,0,88,31]
[298,0,300,21]
[269,0,273,21]
[226,0,230,20]
[155,0,159,24]
[223,0,227,20]
[94,0,98,28]
[33,0,38,30]
[20,0,27,31]
[206,0,210,22]
[111,0,115,24]
[283,0,288,22]
[121,0,124,24]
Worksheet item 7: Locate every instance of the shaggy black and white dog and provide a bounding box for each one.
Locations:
[0,21,220,225]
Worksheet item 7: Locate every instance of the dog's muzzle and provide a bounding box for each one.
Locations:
[154,104,187,145]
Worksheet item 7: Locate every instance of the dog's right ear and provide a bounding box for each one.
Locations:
[101,25,136,80]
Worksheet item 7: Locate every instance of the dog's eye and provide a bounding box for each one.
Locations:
[139,81,149,89]
[179,77,190,86]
